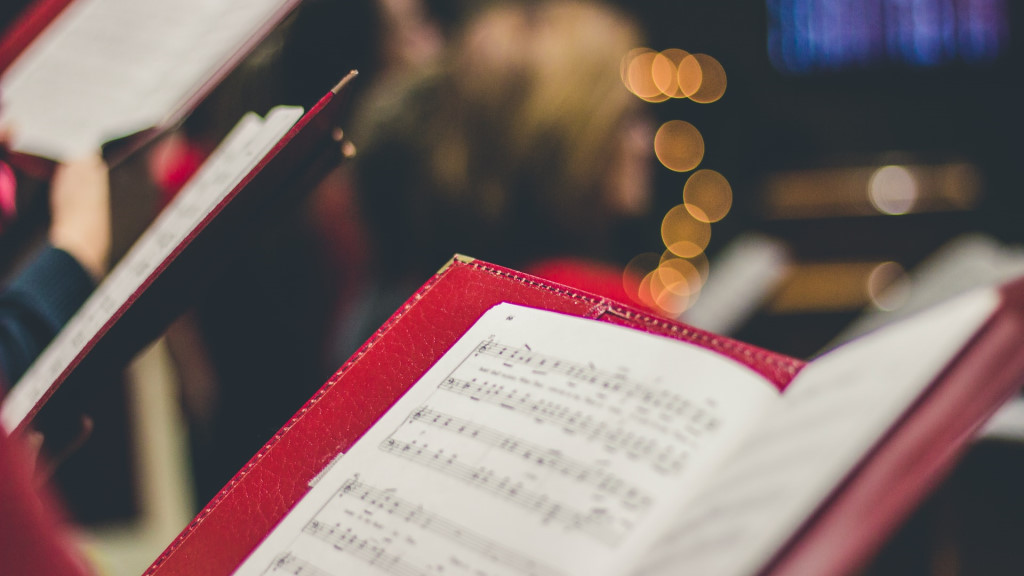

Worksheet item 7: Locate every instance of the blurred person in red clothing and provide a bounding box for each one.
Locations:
[0,428,94,576]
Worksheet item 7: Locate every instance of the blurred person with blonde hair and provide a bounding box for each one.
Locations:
[341,0,652,355]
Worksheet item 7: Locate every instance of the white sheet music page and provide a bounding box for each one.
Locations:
[0,0,293,160]
[630,287,999,576]
[232,303,781,576]
[0,105,303,433]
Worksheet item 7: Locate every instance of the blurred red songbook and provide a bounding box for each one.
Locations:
[1,74,356,436]
[0,0,301,172]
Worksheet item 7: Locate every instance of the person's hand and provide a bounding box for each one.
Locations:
[48,154,110,280]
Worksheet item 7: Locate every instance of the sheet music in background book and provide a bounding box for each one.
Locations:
[0,71,357,434]
[0,105,301,432]
[828,233,1024,442]
[0,0,300,161]
[832,233,1024,347]
[140,257,1024,576]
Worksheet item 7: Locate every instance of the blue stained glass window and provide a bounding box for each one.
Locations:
[767,0,1008,74]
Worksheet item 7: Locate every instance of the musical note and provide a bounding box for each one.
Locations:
[299,521,423,576]
[263,553,334,575]
[404,407,651,509]
[437,378,687,474]
[333,478,566,576]
[379,437,625,545]
[462,341,723,435]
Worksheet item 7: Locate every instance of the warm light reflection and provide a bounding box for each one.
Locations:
[676,53,701,97]
[621,47,649,85]
[764,162,980,219]
[867,261,911,311]
[622,46,728,316]
[683,203,711,227]
[657,257,704,297]
[652,48,691,98]
[666,241,704,259]
[686,54,727,103]
[683,169,732,223]
[868,165,918,215]
[621,47,646,86]
[660,249,709,281]
[637,271,658,309]
[623,48,669,103]
[623,252,660,304]
[623,252,707,316]
[656,265,692,297]
[767,261,902,313]
[654,120,704,172]
[648,268,691,316]
[661,204,711,258]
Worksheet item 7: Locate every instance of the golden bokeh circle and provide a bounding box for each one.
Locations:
[677,53,702,97]
[636,271,658,309]
[621,47,651,87]
[645,269,687,315]
[624,48,669,103]
[656,257,704,297]
[661,204,711,257]
[623,252,661,303]
[688,54,727,104]
[654,120,704,172]
[652,48,691,98]
[661,249,709,281]
[683,169,733,222]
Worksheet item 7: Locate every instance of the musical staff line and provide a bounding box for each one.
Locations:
[337,478,566,576]
[471,341,715,426]
[300,520,427,576]
[379,437,624,545]
[406,406,651,509]
[264,553,335,576]
[438,377,686,474]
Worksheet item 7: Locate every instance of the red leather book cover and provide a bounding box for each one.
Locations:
[142,256,804,576]
[5,76,356,435]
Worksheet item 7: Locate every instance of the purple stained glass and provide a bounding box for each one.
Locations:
[767,0,1008,73]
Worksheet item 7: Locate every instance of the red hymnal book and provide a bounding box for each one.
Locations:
[0,0,302,173]
[1,73,357,436]
[141,256,1024,576]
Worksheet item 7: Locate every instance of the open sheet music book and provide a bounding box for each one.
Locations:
[140,258,1024,576]
[0,72,356,434]
[229,293,992,576]
[0,0,299,161]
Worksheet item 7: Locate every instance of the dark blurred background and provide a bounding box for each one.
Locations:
[609,0,1021,358]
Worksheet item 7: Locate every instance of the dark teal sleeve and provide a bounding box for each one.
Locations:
[0,246,95,390]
